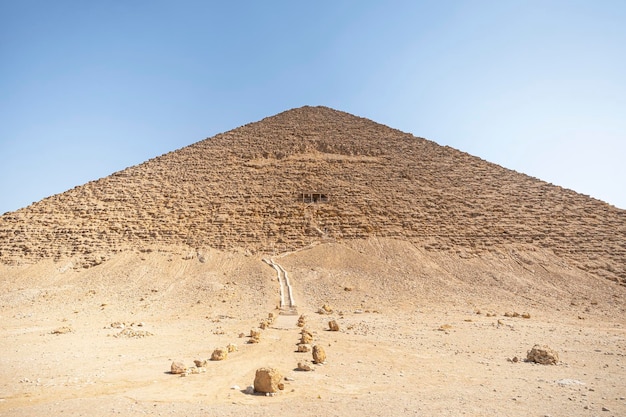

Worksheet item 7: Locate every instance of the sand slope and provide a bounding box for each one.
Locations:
[1,239,624,416]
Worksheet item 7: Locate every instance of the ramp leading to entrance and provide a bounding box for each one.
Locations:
[262,258,297,316]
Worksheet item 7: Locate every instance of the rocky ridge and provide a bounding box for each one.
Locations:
[0,106,624,283]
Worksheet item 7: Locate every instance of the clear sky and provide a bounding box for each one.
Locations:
[1,0,625,214]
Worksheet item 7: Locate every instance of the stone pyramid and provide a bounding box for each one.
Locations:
[0,106,624,283]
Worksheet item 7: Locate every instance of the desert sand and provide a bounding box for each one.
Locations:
[2,239,624,416]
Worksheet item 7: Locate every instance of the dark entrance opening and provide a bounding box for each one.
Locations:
[300,192,329,203]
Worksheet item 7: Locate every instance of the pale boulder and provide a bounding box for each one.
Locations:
[312,345,326,364]
[253,367,283,393]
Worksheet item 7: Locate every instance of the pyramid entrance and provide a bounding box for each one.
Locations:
[300,192,329,204]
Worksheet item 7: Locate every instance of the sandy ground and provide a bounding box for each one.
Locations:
[1,239,625,416]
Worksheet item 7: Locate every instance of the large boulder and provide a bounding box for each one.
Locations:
[526,344,559,365]
[253,367,283,393]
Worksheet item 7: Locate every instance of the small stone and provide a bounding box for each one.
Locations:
[602,406,610,412]
[297,362,313,371]
[297,344,311,353]
[300,331,313,345]
[194,359,208,367]
[51,326,73,335]
[328,320,340,332]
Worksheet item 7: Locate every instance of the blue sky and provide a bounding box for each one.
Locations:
[1,0,625,213]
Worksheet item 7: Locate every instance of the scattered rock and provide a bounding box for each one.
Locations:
[194,359,208,367]
[312,345,326,364]
[299,330,313,345]
[249,329,261,344]
[114,328,153,338]
[183,366,206,376]
[328,320,340,332]
[522,313,531,319]
[211,348,228,361]
[170,361,187,375]
[297,362,313,371]
[297,314,306,327]
[297,344,311,353]
[51,326,73,335]
[227,343,238,353]
[253,367,283,394]
[527,345,559,365]
[317,304,333,314]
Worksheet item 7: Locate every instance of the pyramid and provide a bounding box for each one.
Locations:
[0,106,624,283]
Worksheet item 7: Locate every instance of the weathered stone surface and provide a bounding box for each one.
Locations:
[328,320,340,331]
[170,361,187,374]
[253,367,283,393]
[526,345,559,365]
[0,106,623,286]
[312,345,326,364]
[211,348,228,361]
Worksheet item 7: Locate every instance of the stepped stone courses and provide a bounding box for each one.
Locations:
[0,106,624,284]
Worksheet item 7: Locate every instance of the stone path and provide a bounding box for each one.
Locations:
[263,258,297,316]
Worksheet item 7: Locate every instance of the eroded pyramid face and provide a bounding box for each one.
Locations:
[0,106,624,285]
